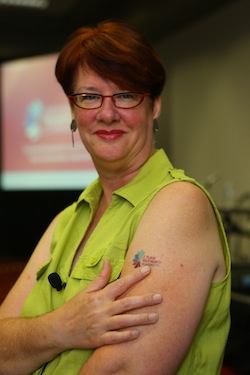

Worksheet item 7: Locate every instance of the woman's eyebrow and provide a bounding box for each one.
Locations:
[77,86,100,92]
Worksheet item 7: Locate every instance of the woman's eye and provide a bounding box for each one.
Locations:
[81,94,99,101]
[117,93,134,99]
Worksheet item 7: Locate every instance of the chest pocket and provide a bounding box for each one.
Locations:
[70,240,127,283]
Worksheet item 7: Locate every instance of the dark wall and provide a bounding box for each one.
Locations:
[0,189,81,260]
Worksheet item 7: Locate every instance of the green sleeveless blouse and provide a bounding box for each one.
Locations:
[21,149,231,375]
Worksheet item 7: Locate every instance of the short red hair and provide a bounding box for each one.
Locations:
[55,20,166,99]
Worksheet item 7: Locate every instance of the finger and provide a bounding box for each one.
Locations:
[85,259,111,293]
[106,312,159,332]
[100,312,159,344]
[99,329,140,346]
[113,293,163,315]
[107,266,151,299]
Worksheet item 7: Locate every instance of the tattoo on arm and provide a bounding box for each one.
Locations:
[132,250,161,268]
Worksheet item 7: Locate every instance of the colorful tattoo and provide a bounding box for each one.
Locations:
[132,250,145,268]
[132,250,161,268]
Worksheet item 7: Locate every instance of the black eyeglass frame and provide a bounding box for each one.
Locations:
[67,92,150,109]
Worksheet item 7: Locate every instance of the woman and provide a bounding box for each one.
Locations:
[0,21,231,375]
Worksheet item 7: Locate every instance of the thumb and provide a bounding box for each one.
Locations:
[85,259,112,293]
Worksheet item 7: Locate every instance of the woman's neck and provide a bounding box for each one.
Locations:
[98,167,140,205]
[95,146,156,205]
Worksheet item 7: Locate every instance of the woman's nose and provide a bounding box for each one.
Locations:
[97,96,120,124]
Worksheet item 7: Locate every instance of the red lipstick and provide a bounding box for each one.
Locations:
[95,129,125,141]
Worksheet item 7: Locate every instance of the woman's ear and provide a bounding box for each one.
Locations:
[153,96,161,119]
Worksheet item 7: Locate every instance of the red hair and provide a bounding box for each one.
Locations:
[55,20,166,98]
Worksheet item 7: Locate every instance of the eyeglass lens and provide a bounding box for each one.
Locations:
[72,92,148,109]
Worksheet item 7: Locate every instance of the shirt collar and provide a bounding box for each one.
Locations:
[75,149,172,209]
[114,149,173,206]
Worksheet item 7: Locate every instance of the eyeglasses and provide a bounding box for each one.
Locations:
[67,92,150,109]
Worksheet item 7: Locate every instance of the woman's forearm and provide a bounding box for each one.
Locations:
[0,264,162,375]
[0,315,62,375]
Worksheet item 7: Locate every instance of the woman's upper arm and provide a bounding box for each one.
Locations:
[0,213,61,318]
[81,182,225,375]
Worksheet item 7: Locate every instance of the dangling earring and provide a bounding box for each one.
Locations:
[153,119,159,133]
[70,119,77,147]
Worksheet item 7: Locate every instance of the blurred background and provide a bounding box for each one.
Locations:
[0,0,250,373]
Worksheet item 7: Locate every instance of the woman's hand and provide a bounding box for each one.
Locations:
[52,259,162,350]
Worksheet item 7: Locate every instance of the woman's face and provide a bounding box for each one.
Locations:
[71,66,161,173]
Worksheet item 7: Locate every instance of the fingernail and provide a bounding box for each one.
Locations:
[153,294,162,302]
[149,313,158,322]
[131,329,140,338]
[141,266,150,274]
